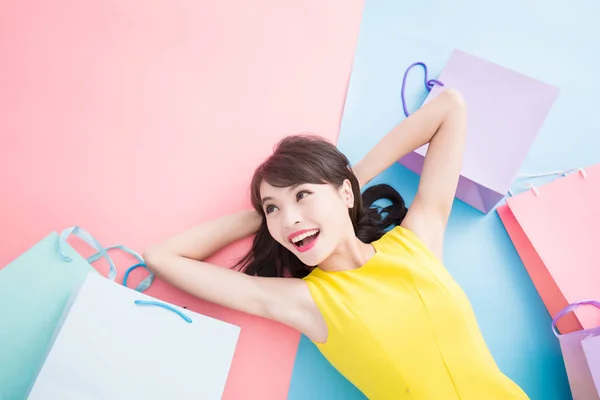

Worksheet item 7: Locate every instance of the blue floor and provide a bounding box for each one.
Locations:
[288,1,600,399]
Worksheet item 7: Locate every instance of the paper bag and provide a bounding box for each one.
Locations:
[399,49,560,213]
[583,334,600,397]
[26,272,241,400]
[497,163,600,334]
[0,227,152,400]
[553,300,600,400]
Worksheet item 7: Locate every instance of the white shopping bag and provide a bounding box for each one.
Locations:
[26,272,241,400]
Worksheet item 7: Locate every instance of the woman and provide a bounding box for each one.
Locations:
[144,89,529,399]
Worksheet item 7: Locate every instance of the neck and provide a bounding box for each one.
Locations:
[318,234,376,272]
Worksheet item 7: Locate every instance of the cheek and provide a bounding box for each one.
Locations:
[265,219,277,238]
[317,201,349,230]
[266,219,287,247]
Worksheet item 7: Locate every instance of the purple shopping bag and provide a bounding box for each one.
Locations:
[582,331,600,397]
[398,49,559,213]
[553,300,600,400]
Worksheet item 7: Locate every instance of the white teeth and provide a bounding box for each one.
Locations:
[291,229,319,244]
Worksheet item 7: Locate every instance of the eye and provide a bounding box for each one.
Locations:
[265,204,278,214]
[296,190,311,201]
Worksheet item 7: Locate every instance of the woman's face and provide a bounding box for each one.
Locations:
[259,179,355,266]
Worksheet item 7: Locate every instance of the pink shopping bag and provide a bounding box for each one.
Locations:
[497,163,600,334]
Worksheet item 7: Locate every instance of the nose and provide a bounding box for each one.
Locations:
[282,204,302,228]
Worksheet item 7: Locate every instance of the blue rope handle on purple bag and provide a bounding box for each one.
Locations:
[401,62,444,117]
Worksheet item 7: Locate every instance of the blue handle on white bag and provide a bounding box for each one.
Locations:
[87,244,154,292]
[58,226,154,292]
[134,300,192,323]
[59,226,118,280]
[58,226,194,323]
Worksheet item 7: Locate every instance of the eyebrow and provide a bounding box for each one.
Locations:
[260,184,303,205]
[260,196,273,206]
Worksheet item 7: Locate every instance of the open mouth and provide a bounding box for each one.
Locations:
[289,229,320,252]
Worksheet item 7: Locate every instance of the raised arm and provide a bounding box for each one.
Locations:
[143,210,314,332]
[352,89,467,258]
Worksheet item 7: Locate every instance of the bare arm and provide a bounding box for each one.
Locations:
[143,210,314,332]
[352,89,467,258]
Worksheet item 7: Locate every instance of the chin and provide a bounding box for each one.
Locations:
[285,235,331,267]
[299,258,320,268]
[296,250,329,268]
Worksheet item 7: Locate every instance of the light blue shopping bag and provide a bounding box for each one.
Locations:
[0,227,153,400]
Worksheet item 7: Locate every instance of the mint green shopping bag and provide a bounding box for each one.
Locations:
[0,227,153,400]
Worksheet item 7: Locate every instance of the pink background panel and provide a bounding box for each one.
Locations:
[0,1,364,398]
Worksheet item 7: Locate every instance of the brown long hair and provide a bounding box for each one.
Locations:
[234,134,407,278]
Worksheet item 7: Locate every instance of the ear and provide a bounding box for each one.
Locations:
[339,179,355,208]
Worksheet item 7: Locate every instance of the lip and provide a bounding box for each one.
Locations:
[294,233,319,253]
[287,229,320,254]
[287,229,318,242]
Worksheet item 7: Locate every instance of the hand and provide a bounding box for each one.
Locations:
[246,208,263,235]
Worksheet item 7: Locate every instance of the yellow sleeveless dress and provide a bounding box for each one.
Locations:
[303,225,529,399]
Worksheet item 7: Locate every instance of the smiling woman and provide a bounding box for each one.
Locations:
[144,89,530,399]
[238,134,406,277]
